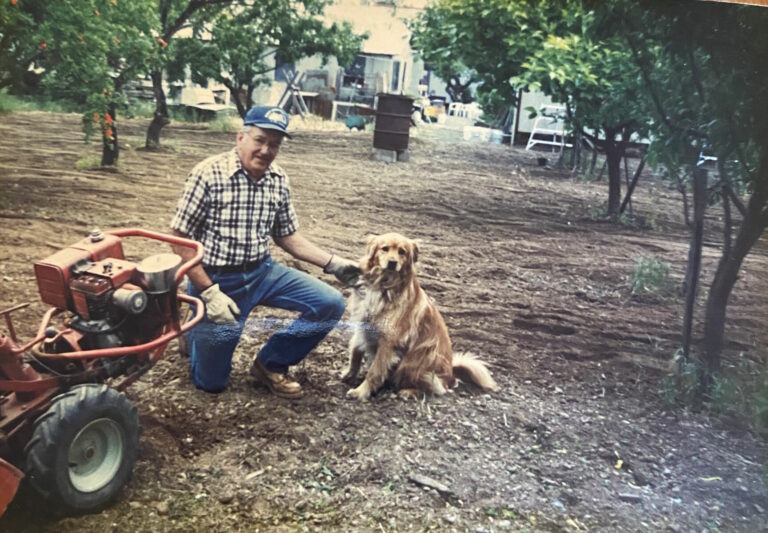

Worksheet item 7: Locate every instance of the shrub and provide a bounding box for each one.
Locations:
[632,255,672,295]
[661,352,768,436]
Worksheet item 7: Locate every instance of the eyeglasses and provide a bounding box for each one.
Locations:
[244,129,282,152]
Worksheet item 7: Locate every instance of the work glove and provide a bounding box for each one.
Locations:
[323,254,362,286]
[200,284,241,324]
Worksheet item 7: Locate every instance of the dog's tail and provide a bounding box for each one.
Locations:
[452,352,499,391]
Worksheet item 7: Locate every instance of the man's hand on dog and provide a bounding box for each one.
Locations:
[324,254,362,286]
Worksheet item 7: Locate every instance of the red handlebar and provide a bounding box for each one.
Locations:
[105,227,204,284]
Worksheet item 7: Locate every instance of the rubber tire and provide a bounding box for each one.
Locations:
[24,384,140,515]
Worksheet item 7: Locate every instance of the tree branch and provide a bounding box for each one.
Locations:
[620,156,645,214]
[722,183,732,257]
[624,30,707,140]
[686,40,706,100]
[163,0,233,41]
[718,158,747,216]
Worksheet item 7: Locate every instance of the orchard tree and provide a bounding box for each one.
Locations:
[145,0,237,149]
[408,7,476,103]
[36,0,158,165]
[613,0,768,375]
[510,15,651,221]
[0,0,46,92]
[177,0,364,118]
[410,0,575,112]
[412,0,649,220]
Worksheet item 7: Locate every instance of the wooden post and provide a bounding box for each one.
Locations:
[681,167,708,360]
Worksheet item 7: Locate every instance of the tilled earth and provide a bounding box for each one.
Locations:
[0,111,766,532]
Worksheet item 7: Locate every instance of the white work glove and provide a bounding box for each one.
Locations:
[200,284,241,324]
[323,254,362,286]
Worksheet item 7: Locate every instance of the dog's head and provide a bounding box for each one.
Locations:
[361,233,419,285]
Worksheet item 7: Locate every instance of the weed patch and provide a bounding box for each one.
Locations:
[632,255,672,295]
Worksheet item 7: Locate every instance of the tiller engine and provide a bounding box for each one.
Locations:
[0,228,204,517]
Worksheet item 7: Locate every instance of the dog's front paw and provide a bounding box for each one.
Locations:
[346,382,372,401]
[340,368,357,384]
[397,388,421,401]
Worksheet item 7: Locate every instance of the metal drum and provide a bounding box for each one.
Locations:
[373,94,414,152]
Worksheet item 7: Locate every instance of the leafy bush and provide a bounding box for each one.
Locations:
[660,350,703,405]
[710,358,768,434]
[661,352,768,436]
[632,255,672,295]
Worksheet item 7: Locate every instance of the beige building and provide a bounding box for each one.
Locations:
[252,0,448,107]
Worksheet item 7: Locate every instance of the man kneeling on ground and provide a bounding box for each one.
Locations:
[170,106,360,397]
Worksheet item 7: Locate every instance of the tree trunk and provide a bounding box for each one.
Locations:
[702,155,768,374]
[145,69,171,150]
[101,102,118,166]
[603,131,623,221]
[246,83,254,111]
[230,85,246,118]
[682,168,708,361]
[620,157,646,214]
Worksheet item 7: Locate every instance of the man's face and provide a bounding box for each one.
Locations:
[236,126,284,177]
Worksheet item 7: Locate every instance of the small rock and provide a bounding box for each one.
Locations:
[444,513,457,524]
[408,473,453,496]
[632,469,650,486]
[128,501,142,509]
[155,501,169,515]
[218,492,235,505]
[618,492,643,504]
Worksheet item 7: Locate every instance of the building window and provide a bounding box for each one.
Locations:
[391,60,400,92]
[274,55,295,82]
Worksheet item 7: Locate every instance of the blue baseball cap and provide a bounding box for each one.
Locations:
[243,106,292,138]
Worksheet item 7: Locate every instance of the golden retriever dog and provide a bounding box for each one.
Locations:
[342,232,499,401]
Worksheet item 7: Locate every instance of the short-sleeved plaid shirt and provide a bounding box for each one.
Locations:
[170,149,299,267]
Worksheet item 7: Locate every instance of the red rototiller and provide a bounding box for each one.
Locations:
[0,228,204,517]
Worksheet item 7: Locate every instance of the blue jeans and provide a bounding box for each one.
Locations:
[186,257,345,392]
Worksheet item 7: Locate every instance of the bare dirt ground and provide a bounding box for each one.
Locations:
[0,111,766,532]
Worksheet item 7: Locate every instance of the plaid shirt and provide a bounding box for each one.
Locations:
[170,149,299,267]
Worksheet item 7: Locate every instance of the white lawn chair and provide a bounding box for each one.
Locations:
[448,102,465,116]
[525,105,573,152]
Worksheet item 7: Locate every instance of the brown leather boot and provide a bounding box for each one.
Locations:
[250,359,303,399]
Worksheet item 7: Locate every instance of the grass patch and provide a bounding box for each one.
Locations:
[206,115,241,133]
[0,91,79,114]
[631,255,672,295]
[124,100,156,119]
[75,154,105,170]
[662,354,768,436]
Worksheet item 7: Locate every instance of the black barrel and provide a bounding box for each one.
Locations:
[373,94,414,151]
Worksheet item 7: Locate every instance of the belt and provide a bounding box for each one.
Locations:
[204,258,266,276]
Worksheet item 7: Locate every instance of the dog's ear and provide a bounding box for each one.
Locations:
[410,239,420,263]
[364,235,379,271]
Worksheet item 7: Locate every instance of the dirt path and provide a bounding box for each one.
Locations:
[0,112,766,532]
